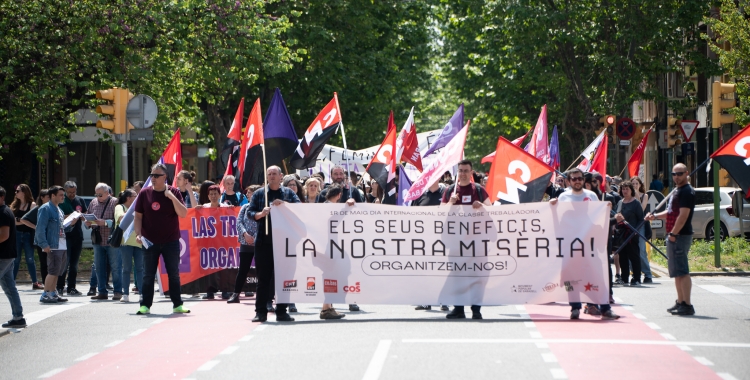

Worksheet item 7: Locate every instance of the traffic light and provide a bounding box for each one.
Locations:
[599,114,615,141]
[667,117,682,147]
[712,81,736,129]
[95,88,134,134]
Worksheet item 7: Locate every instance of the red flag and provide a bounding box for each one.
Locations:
[486,137,554,204]
[238,99,265,188]
[405,120,470,201]
[395,107,424,172]
[366,111,398,190]
[589,134,608,192]
[290,95,342,169]
[627,127,653,178]
[162,129,182,187]
[711,123,750,195]
[224,98,244,151]
[526,105,549,163]
[481,129,530,164]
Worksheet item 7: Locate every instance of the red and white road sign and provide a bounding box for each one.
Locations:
[680,120,700,142]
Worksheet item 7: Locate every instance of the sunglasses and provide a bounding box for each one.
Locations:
[95,193,107,197]
[671,172,685,176]
[149,173,166,178]
[15,189,21,193]
[569,177,584,182]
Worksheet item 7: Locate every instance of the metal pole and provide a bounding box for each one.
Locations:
[713,128,721,267]
[121,140,128,192]
[114,141,122,194]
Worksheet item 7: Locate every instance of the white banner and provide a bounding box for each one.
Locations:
[271,202,610,305]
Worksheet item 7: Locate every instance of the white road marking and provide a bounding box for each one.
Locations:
[524,321,536,328]
[633,313,647,320]
[254,325,267,331]
[151,319,166,325]
[677,345,692,351]
[541,353,558,363]
[26,303,86,326]
[516,305,526,311]
[104,340,124,348]
[535,342,549,348]
[220,346,239,355]
[402,339,750,348]
[239,335,254,342]
[661,333,676,341]
[130,328,147,336]
[530,332,543,339]
[622,306,634,311]
[693,357,714,366]
[197,360,220,371]
[613,296,623,303]
[718,373,739,380]
[362,340,392,380]
[38,368,65,378]
[698,285,743,294]
[550,368,568,379]
[74,352,98,361]
[645,322,661,330]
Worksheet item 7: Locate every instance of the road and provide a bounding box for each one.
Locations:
[1,273,749,380]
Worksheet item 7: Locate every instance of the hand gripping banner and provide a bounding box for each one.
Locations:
[270,202,610,305]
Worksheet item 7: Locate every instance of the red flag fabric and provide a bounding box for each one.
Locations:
[526,105,549,163]
[627,127,653,178]
[481,129,530,164]
[290,95,342,169]
[589,134,608,192]
[405,120,470,201]
[365,111,398,191]
[486,137,554,204]
[162,129,182,187]
[238,99,265,188]
[224,98,244,151]
[711,123,750,195]
[394,108,424,172]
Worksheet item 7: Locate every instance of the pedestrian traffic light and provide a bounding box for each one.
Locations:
[712,81,736,129]
[95,88,134,135]
[599,114,616,141]
[667,117,682,147]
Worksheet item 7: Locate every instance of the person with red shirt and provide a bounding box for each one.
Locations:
[440,159,491,320]
[134,163,189,315]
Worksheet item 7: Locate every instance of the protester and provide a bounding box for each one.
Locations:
[316,185,348,319]
[115,189,143,303]
[249,166,300,322]
[133,181,145,194]
[34,186,70,304]
[11,184,39,288]
[631,176,653,283]
[86,183,122,301]
[229,185,261,304]
[220,175,248,206]
[134,163,189,315]
[367,179,383,204]
[545,179,565,199]
[411,179,449,312]
[58,181,86,296]
[350,171,366,200]
[615,181,644,286]
[1,186,26,328]
[197,181,216,206]
[441,159,491,319]
[199,185,233,300]
[303,177,321,203]
[176,170,200,208]
[649,174,664,192]
[283,175,305,202]
[646,163,695,316]
[20,190,50,282]
[550,168,619,320]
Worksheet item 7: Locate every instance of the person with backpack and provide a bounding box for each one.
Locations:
[220,175,248,207]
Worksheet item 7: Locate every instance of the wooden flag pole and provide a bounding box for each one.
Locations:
[262,143,269,234]
[564,156,583,171]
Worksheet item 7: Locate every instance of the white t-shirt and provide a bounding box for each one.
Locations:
[557,189,599,202]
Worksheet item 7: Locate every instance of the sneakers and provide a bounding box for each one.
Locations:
[666,300,681,313]
[67,288,82,296]
[630,280,641,287]
[87,287,96,296]
[584,305,602,316]
[173,305,191,313]
[252,313,267,323]
[601,310,621,320]
[570,309,580,319]
[120,295,129,303]
[112,293,123,301]
[2,318,27,328]
[440,305,449,311]
[91,294,108,300]
[348,304,360,312]
[54,292,68,302]
[415,305,431,310]
[41,294,58,303]
[446,308,466,319]
[320,308,345,319]
[276,313,295,322]
[671,302,695,316]
[136,306,150,315]
[289,304,298,313]
[32,282,44,290]
[643,277,653,284]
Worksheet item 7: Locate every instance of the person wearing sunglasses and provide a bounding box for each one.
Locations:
[86,183,121,301]
[134,163,189,315]
[645,163,696,316]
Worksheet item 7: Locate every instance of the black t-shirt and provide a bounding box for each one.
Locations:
[412,185,445,206]
[317,185,365,203]
[0,205,17,259]
[13,204,33,234]
[667,184,696,235]
[221,192,246,207]
[134,186,184,244]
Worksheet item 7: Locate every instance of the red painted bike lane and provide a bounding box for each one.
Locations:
[525,304,720,379]
[50,301,260,379]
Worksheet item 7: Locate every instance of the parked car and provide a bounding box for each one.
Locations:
[651,187,750,240]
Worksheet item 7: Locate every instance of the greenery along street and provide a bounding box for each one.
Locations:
[651,238,750,273]
[1,0,748,175]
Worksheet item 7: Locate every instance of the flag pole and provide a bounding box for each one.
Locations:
[564,156,583,171]
[334,93,354,190]
[262,143,269,234]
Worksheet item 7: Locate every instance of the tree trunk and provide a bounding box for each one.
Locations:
[206,104,228,181]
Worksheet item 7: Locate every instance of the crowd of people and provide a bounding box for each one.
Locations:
[0,160,696,328]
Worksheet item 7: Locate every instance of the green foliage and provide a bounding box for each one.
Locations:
[651,237,750,271]
[703,0,750,127]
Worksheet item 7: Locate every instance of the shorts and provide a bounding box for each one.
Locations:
[47,249,68,277]
[666,235,692,278]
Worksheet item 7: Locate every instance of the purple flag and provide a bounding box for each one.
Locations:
[263,88,298,170]
[397,167,414,206]
[423,104,464,158]
[548,125,560,169]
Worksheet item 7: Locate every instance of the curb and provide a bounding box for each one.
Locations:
[650,262,749,277]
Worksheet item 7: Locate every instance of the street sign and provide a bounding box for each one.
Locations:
[129,129,154,141]
[679,120,700,142]
[619,140,631,146]
[645,190,666,215]
[126,94,158,129]
[616,117,636,140]
[658,129,668,149]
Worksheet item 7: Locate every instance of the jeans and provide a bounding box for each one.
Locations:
[0,259,23,319]
[638,225,653,279]
[141,240,183,308]
[13,231,37,283]
[94,244,122,295]
[58,236,83,290]
[120,245,144,296]
[89,262,112,288]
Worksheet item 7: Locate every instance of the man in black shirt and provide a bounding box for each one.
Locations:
[58,181,86,296]
[0,186,25,328]
[317,165,364,204]
[249,166,301,322]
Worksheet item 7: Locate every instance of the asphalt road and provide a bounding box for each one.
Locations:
[1,271,749,380]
